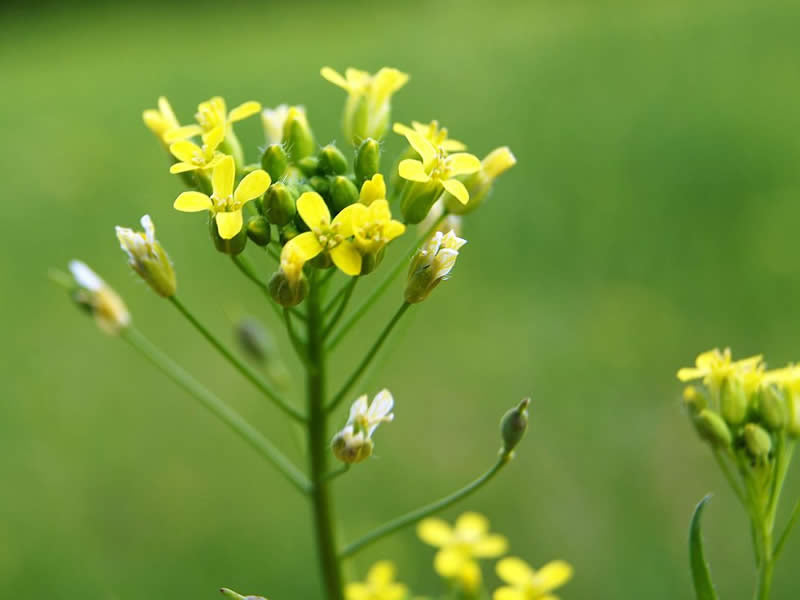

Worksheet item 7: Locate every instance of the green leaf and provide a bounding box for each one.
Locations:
[689,494,719,600]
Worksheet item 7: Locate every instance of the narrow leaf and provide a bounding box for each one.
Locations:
[689,494,719,600]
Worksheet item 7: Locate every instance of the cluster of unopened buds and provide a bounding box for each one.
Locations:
[55,65,571,600]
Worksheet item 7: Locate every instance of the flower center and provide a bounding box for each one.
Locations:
[313,222,344,250]
[210,193,234,211]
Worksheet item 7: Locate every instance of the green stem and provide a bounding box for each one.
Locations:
[712,448,746,506]
[755,527,774,600]
[773,496,800,561]
[324,464,350,482]
[284,308,310,366]
[169,296,305,423]
[120,327,311,494]
[324,278,358,338]
[231,254,304,322]
[339,452,512,558]
[306,271,345,600]
[327,303,411,413]
[326,214,445,351]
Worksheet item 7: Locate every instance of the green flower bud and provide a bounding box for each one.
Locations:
[220,588,266,600]
[331,429,374,464]
[720,377,748,426]
[693,409,732,448]
[359,246,385,275]
[262,183,297,226]
[268,265,308,307]
[318,144,349,175]
[283,106,315,162]
[743,423,772,462]
[330,175,360,213]
[759,385,786,431]
[501,398,530,453]
[115,215,176,298]
[309,175,330,196]
[246,215,271,247]
[400,180,442,225]
[683,386,707,415]
[355,138,381,186]
[297,155,320,177]
[786,391,800,437]
[260,143,288,181]
[279,221,299,245]
[209,215,247,255]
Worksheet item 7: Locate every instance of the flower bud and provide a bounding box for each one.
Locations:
[297,155,320,177]
[444,147,516,215]
[262,182,297,226]
[405,230,467,303]
[283,106,315,162]
[744,423,772,462]
[330,175,359,212]
[309,175,330,196]
[400,180,442,225]
[331,429,374,464]
[209,214,247,255]
[693,409,732,448]
[246,216,271,247]
[785,390,800,437]
[262,104,291,145]
[220,588,266,600]
[268,249,308,307]
[115,215,177,298]
[279,221,300,245]
[682,385,707,415]
[720,376,748,425]
[501,397,530,453]
[67,260,131,335]
[318,144,349,175]
[355,138,381,185]
[758,385,786,431]
[260,143,288,181]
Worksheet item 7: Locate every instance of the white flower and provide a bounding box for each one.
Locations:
[405,230,467,303]
[115,215,176,297]
[331,390,395,464]
[262,104,303,145]
[69,260,130,334]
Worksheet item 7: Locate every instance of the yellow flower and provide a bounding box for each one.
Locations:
[167,126,225,174]
[482,146,517,179]
[349,200,406,255]
[398,131,481,205]
[418,512,507,582]
[321,66,409,143]
[360,174,387,206]
[68,260,130,335]
[174,156,271,239]
[281,192,362,276]
[393,120,466,152]
[165,96,262,142]
[142,96,182,144]
[494,557,573,600]
[345,560,407,600]
[676,348,763,387]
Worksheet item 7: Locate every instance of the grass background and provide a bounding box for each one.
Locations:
[2,0,800,597]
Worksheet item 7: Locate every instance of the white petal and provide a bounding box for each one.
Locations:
[69,260,103,291]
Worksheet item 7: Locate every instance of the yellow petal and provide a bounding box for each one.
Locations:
[169,140,201,163]
[169,162,198,174]
[393,122,415,137]
[493,587,526,600]
[234,170,271,206]
[533,560,573,593]
[228,101,262,122]
[321,67,349,90]
[398,159,431,183]
[367,560,395,585]
[174,191,212,212]
[434,547,468,577]
[215,209,244,239]
[297,192,330,230]
[446,152,482,176]
[371,67,409,104]
[496,557,535,586]
[471,533,508,557]
[383,220,406,241]
[330,242,362,276]
[417,518,453,547]
[441,139,467,152]
[344,582,369,600]
[360,174,386,205]
[332,204,361,238]
[157,96,176,122]
[210,96,227,117]
[482,146,516,178]
[213,156,236,200]
[676,367,704,382]
[202,126,225,152]
[164,124,203,143]
[405,130,437,165]
[368,199,391,223]
[442,178,469,205]
[283,231,323,263]
[455,512,489,536]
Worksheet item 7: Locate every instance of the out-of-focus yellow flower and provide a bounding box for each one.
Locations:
[143,96,183,144]
[494,557,573,600]
[349,200,406,255]
[345,560,407,600]
[281,192,362,276]
[321,66,408,143]
[481,146,517,179]
[418,512,507,583]
[174,156,270,239]
[677,348,763,387]
[168,127,225,174]
[393,120,466,152]
[359,174,386,206]
[165,96,262,142]
[398,131,480,205]
[68,260,131,335]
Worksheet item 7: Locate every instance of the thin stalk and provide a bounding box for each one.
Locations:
[169,296,305,423]
[231,254,304,322]
[773,496,800,561]
[712,448,746,505]
[327,303,411,413]
[284,308,310,367]
[121,327,311,494]
[339,452,512,558]
[306,271,345,600]
[326,214,445,351]
[324,464,350,482]
[324,278,358,338]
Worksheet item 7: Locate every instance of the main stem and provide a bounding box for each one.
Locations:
[306,271,345,600]
[756,526,773,600]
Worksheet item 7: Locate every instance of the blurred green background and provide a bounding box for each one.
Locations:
[3,0,800,597]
